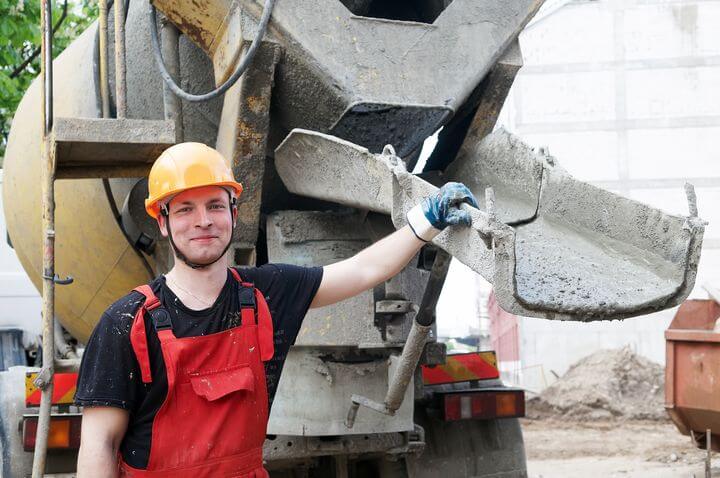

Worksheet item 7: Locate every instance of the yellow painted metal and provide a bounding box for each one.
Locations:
[209,0,243,84]
[3,24,153,343]
[151,0,232,56]
[478,350,498,369]
[151,0,244,85]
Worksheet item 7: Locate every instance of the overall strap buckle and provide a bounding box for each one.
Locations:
[238,286,257,326]
[149,307,173,331]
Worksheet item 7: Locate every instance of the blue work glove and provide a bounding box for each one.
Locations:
[407,182,479,242]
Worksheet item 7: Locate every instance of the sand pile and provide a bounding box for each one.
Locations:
[526,346,666,421]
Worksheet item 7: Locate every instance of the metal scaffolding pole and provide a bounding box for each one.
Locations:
[160,17,184,141]
[31,0,56,475]
[99,0,110,117]
[114,0,127,117]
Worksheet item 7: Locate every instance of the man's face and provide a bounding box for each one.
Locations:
[158,186,236,265]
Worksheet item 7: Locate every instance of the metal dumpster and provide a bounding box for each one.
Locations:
[665,299,720,451]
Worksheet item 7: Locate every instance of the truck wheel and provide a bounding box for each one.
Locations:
[406,408,527,477]
[0,329,26,371]
[377,458,409,478]
[0,367,34,477]
[352,457,408,478]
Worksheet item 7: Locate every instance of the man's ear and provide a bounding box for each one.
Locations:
[157,214,168,237]
[232,203,238,228]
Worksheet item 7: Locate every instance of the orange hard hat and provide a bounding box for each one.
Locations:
[145,142,243,219]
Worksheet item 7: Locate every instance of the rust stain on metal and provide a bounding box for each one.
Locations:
[153,0,227,53]
[245,96,269,115]
[174,16,211,50]
[236,121,264,154]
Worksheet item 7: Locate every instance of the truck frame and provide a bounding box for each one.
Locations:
[1,0,705,476]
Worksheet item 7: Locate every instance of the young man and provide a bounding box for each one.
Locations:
[75,142,477,477]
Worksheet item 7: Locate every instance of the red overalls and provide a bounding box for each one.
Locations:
[120,269,274,477]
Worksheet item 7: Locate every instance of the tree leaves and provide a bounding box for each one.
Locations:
[0,0,97,162]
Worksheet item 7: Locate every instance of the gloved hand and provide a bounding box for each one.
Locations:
[407,182,479,242]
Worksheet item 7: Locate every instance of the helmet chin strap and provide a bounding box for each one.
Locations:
[161,194,237,270]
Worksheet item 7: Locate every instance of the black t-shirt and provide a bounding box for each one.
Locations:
[75,264,323,469]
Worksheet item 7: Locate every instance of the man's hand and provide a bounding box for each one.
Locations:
[406,182,479,242]
[310,182,478,309]
[77,406,129,477]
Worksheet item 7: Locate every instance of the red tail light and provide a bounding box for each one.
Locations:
[442,389,525,421]
[23,414,82,451]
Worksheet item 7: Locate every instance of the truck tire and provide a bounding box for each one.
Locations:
[0,367,34,477]
[0,330,29,477]
[0,329,26,371]
[408,381,527,478]
[407,412,527,478]
[377,458,409,478]
[335,456,409,478]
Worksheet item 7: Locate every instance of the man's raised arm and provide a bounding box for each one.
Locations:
[310,183,478,309]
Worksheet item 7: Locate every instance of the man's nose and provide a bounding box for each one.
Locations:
[196,208,212,228]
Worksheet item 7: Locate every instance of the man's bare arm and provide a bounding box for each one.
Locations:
[311,225,423,308]
[77,406,129,477]
[310,183,478,309]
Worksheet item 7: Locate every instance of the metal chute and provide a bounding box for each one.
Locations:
[275,128,704,321]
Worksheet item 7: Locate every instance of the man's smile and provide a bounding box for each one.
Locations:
[191,235,219,243]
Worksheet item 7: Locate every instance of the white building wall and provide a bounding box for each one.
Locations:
[498,0,720,391]
[437,0,720,392]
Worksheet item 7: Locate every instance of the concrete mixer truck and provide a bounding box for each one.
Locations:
[0,0,706,476]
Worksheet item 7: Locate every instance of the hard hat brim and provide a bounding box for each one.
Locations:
[145,181,244,219]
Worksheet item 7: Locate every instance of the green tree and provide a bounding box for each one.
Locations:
[0,0,98,164]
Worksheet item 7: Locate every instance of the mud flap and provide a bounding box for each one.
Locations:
[274,129,704,321]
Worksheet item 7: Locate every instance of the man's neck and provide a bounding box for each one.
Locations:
[165,256,230,310]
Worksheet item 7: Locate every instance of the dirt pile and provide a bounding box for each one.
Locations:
[526,346,666,421]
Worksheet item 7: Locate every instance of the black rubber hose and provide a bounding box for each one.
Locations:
[102,179,156,280]
[148,0,276,102]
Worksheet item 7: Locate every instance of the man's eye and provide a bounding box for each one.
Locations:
[176,207,191,213]
[210,204,226,210]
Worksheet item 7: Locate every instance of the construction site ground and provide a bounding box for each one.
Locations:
[521,347,718,477]
[523,418,718,477]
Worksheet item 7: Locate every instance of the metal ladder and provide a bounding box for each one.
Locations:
[31,1,176,475]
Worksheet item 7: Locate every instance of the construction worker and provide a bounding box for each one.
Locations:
[74,142,478,477]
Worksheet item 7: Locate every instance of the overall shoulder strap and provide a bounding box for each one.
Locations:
[229,267,254,288]
[130,285,161,384]
[254,288,275,362]
[229,268,275,361]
